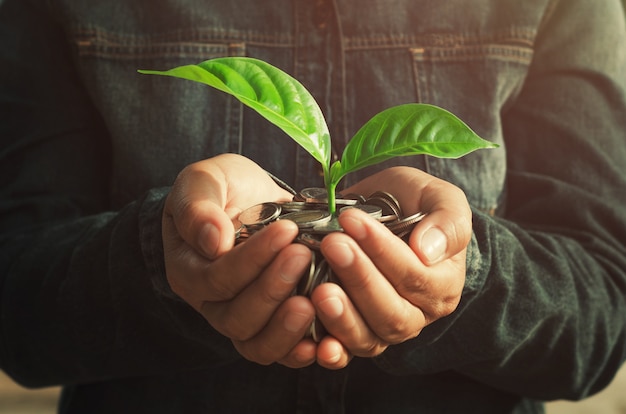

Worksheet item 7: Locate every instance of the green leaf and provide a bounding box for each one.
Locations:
[139,57,331,168]
[330,103,499,184]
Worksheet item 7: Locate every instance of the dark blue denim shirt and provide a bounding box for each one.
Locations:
[1,0,626,413]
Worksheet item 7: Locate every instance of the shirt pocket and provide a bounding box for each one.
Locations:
[410,42,533,214]
[72,28,247,205]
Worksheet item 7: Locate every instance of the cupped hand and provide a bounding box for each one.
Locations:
[311,166,472,369]
[162,154,318,367]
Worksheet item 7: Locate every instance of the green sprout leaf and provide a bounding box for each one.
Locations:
[329,103,499,185]
[139,57,499,216]
[139,57,332,173]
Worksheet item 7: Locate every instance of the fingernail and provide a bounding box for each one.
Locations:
[326,351,341,364]
[318,296,344,319]
[284,312,310,333]
[198,223,220,258]
[280,254,310,283]
[420,227,447,264]
[324,241,354,268]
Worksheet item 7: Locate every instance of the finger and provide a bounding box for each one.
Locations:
[166,219,301,312]
[205,220,301,301]
[316,336,353,370]
[342,166,472,265]
[164,163,236,260]
[165,155,293,260]
[320,223,425,343]
[407,179,472,265]
[311,282,387,360]
[277,339,317,369]
[338,208,421,284]
[232,296,315,366]
[203,242,312,339]
[333,208,463,325]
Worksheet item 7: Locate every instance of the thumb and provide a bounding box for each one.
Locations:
[409,185,472,265]
[164,163,235,260]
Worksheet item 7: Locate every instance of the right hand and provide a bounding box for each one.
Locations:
[162,154,317,367]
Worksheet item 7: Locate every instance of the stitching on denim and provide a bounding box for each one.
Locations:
[410,44,533,65]
[343,27,536,51]
[72,26,294,59]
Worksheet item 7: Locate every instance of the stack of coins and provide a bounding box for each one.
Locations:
[234,188,426,341]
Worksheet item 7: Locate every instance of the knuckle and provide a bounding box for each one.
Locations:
[354,340,388,358]
[247,341,282,366]
[374,308,416,344]
[258,284,289,307]
[424,295,461,324]
[450,214,473,247]
[204,273,238,301]
[398,272,431,296]
[213,308,255,342]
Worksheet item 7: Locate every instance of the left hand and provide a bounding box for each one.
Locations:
[310,166,472,369]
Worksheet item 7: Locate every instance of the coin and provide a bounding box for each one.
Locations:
[310,216,344,234]
[297,187,344,203]
[302,259,331,342]
[297,187,329,203]
[238,202,282,227]
[279,201,308,212]
[232,217,244,239]
[340,204,383,219]
[309,317,326,342]
[296,250,318,296]
[366,191,403,218]
[342,193,367,204]
[295,233,323,250]
[385,211,427,237]
[233,184,429,343]
[279,210,331,228]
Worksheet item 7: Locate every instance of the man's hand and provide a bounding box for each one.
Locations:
[311,166,472,369]
[162,154,318,367]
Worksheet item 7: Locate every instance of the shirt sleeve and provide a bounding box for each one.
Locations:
[0,0,239,388]
[376,0,626,401]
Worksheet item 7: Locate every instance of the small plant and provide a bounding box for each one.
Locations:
[139,57,497,214]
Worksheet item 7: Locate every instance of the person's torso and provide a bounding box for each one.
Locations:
[52,1,549,412]
[55,0,545,213]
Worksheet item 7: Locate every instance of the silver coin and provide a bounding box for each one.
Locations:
[342,193,367,204]
[295,233,323,250]
[303,259,331,342]
[303,257,329,296]
[279,210,331,228]
[301,202,332,211]
[340,204,383,218]
[366,191,403,218]
[278,201,308,212]
[238,202,282,227]
[296,250,318,296]
[385,211,427,236]
[309,317,326,343]
[232,217,244,239]
[377,214,399,223]
[310,217,344,234]
[298,187,329,203]
[334,198,359,207]
[298,187,344,203]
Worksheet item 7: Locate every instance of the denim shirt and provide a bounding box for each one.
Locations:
[1,0,626,413]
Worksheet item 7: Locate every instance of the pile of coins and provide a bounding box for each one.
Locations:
[234,188,426,341]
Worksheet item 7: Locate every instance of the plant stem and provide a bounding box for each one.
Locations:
[327,181,338,216]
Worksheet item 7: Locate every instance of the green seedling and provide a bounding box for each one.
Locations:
[139,57,498,214]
